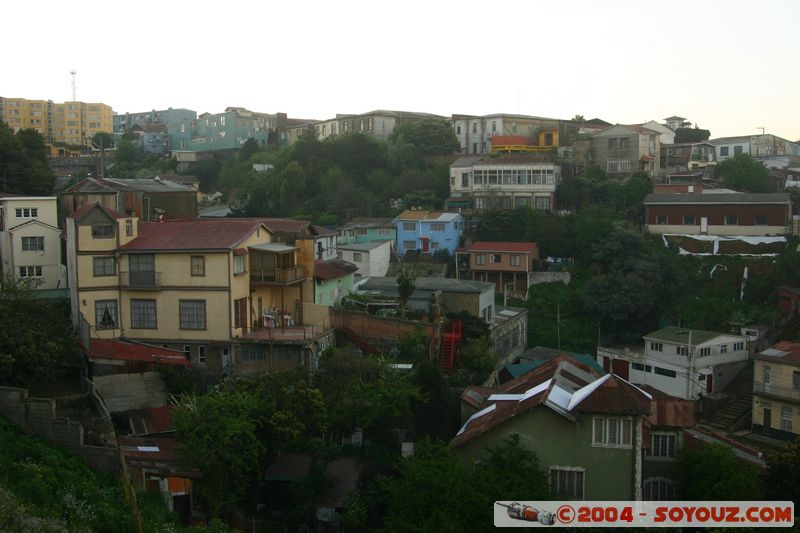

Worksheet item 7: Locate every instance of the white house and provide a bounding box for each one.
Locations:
[642,120,675,145]
[597,326,749,400]
[337,240,391,279]
[0,194,66,290]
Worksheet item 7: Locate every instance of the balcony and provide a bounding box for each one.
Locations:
[753,381,800,403]
[120,271,161,290]
[241,322,329,341]
[250,266,306,285]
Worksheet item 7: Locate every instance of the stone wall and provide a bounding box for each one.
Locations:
[528,271,571,286]
[0,385,119,472]
[93,371,167,413]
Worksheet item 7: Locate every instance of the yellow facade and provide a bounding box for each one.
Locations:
[1,97,113,146]
[752,358,800,439]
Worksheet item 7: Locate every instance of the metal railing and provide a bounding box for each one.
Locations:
[249,266,306,284]
[753,381,800,402]
[120,271,161,289]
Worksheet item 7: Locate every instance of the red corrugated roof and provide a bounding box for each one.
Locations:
[121,405,175,435]
[118,435,200,477]
[314,259,358,281]
[70,202,126,221]
[87,338,189,366]
[465,241,539,254]
[756,341,800,365]
[121,219,263,251]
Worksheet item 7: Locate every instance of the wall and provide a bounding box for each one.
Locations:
[93,371,167,412]
[0,386,120,472]
[528,271,571,286]
[333,308,439,345]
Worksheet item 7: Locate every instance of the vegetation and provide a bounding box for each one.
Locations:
[676,443,762,500]
[674,126,711,143]
[764,439,800,505]
[0,122,54,195]
[715,152,775,192]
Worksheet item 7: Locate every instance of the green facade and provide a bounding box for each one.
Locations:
[315,273,355,306]
[457,407,639,500]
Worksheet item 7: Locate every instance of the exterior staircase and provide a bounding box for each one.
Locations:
[339,327,381,355]
[707,392,753,432]
[439,320,463,373]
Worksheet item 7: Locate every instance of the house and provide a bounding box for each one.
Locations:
[453,355,651,500]
[643,192,791,236]
[448,154,560,211]
[751,341,800,441]
[185,108,288,152]
[450,113,580,156]
[456,241,539,295]
[62,177,198,223]
[315,110,447,141]
[113,107,197,152]
[337,240,391,279]
[660,142,717,174]
[314,258,358,306]
[663,116,692,131]
[394,210,463,255]
[711,133,800,167]
[641,120,675,145]
[498,346,604,385]
[597,326,750,400]
[338,217,396,246]
[591,124,661,178]
[0,193,67,291]
[778,286,800,319]
[129,123,170,155]
[66,204,335,377]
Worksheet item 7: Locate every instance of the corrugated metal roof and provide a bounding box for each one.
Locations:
[643,326,730,345]
[465,241,539,254]
[121,219,263,251]
[755,341,800,365]
[645,192,790,204]
[314,258,358,281]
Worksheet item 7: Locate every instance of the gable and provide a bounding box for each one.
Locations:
[592,125,639,138]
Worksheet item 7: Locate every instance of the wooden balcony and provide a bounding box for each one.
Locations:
[249,266,306,285]
[120,271,161,290]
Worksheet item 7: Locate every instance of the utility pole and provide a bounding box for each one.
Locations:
[557,304,561,350]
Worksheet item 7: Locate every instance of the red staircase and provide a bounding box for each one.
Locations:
[439,319,463,373]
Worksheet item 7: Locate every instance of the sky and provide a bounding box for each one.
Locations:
[4,0,799,140]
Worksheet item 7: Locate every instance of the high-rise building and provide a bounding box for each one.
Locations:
[0,97,113,146]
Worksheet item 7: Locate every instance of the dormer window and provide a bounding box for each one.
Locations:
[92,224,114,238]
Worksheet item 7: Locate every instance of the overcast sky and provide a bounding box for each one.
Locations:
[5,0,799,140]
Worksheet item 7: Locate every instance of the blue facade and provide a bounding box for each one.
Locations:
[114,108,197,152]
[395,211,463,255]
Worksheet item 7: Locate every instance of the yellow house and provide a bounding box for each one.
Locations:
[751,341,800,441]
[0,97,113,145]
[66,204,334,375]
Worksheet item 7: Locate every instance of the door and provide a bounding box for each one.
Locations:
[611,359,630,380]
[221,347,231,372]
[700,217,708,234]
[763,408,772,434]
[706,373,713,393]
[421,239,429,253]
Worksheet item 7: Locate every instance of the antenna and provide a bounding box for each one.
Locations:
[758,127,765,135]
[70,70,77,101]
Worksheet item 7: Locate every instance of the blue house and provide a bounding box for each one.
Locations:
[394,210,463,255]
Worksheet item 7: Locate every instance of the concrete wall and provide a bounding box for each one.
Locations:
[528,271,571,286]
[93,371,167,412]
[0,385,120,472]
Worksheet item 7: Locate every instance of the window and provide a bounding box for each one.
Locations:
[654,366,677,378]
[647,433,677,458]
[18,266,42,277]
[606,158,631,173]
[353,252,362,262]
[794,371,800,391]
[534,196,551,211]
[725,215,738,225]
[510,255,521,267]
[780,406,792,432]
[734,145,743,155]
[191,256,205,276]
[403,240,416,251]
[592,417,633,448]
[234,297,248,328]
[241,345,265,361]
[93,257,116,276]
[92,223,114,238]
[650,342,663,352]
[488,254,500,264]
[763,365,771,384]
[21,236,44,251]
[720,344,728,354]
[655,215,668,225]
[632,363,652,372]
[184,345,192,359]
[95,300,118,329]
[430,223,445,232]
[234,255,245,275]
[379,228,392,236]
[456,125,461,134]
[472,123,477,134]
[549,467,585,499]
[476,254,486,265]
[700,347,711,356]
[403,222,416,231]
[682,215,696,225]
[355,228,368,236]
[15,208,38,218]
[125,220,133,236]
[131,299,157,329]
[755,215,768,226]
[179,300,206,330]
[733,341,744,351]
[644,478,676,501]
[719,146,730,157]
[198,346,206,364]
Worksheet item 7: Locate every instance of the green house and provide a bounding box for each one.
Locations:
[453,355,651,500]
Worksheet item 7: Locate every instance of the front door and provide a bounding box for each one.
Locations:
[421,239,429,253]
[763,408,772,434]
[221,347,231,373]
[700,217,708,234]
[706,373,713,393]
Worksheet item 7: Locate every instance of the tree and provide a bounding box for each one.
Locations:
[674,127,711,143]
[0,123,54,195]
[91,131,115,150]
[460,336,497,385]
[715,152,774,192]
[676,443,762,500]
[397,271,416,319]
[764,439,800,505]
[388,119,459,159]
[16,128,48,162]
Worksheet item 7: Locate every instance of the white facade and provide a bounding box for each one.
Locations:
[642,121,675,145]
[0,196,66,290]
[337,240,391,279]
[712,137,751,162]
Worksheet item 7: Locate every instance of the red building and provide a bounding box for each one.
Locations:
[457,241,539,294]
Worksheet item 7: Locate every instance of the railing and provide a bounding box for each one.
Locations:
[241,322,328,341]
[120,271,161,289]
[753,381,800,402]
[250,266,306,284]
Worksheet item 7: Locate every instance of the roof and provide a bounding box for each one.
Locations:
[258,218,310,234]
[118,435,200,477]
[70,202,127,221]
[340,217,395,229]
[395,210,461,222]
[644,193,791,205]
[359,276,494,296]
[450,156,483,168]
[121,219,263,251]
[105,177,196,193]
[472,154,556,166]
[663,116,687,121]
[639,385,696,429]
[119,405,175,436]
[643,326,727,346]
[709,135,751,144]
[592,124,659,136]
[755,341,800,366]
[452,355,651,447]
[513,347,604,374]
[249,242,296,253]
[87,338,189,365]
[314,258,358,281]
[0,192,21,198]
[312,225,336,237]
[465,241,538,254]
[338,241,391,252]
[130,123,168,133]
[683,428,765,466]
